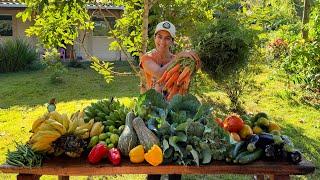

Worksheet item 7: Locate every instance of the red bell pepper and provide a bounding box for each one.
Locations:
[88,143,108,164]
[107,148,121,165]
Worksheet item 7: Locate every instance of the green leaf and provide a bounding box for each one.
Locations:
[190,148,199,166]
[201,148,212,164]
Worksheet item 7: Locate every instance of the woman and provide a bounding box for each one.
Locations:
[140,21,200,180]
[140,21,199,96]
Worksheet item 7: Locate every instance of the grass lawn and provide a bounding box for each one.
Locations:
[0,61,319,180]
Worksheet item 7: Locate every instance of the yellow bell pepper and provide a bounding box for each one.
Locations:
[144,144,163,166]
[129,145,145,163]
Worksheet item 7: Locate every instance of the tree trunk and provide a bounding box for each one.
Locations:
[141,0,150,55]
[302,0,311,40]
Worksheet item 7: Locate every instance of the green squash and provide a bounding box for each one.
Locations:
[132,117,159,151]
[117,112,137,156]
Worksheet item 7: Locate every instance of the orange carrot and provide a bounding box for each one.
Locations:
[164,72,179,89]
[182,74,191,90]
[167,84,179,100]
[177,67,191,84]
[157,71,168,84]
[167,64,180,77]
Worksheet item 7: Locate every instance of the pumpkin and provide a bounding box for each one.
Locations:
[223,115,244,133]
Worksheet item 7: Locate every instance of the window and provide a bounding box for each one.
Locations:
[0,15,13,36]
[92,16,115,36]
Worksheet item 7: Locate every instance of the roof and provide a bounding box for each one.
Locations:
[0,0,26,8]
[0,0,124,10]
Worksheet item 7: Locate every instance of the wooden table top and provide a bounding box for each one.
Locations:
[0,157,315,176]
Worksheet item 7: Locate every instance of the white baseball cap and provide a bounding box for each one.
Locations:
[154,21,176,38]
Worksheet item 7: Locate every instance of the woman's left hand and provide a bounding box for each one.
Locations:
[175,50,201,69]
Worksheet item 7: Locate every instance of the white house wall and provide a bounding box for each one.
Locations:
[0,7,128,61]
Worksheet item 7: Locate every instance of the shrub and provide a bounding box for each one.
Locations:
[191,16,256,81]
[0,38,38,72]
[191,16,257,113]
[42,48,67,84]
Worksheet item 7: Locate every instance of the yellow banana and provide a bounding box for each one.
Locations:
[29,130,61,143]
[76,119,94,132]
[99,125,104,135]
[74,128,89,136]
[67,119,78,133]
[70,111,80,122]
[34,122,55,133]
[31,116,46,133]
[90,122,103,137]
[46,118,66,135]
[31,141,52,152]
[61,113,70,130]
[81,132,90,139]
[49,111,64,124]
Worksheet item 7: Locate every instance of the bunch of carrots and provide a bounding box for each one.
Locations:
[157,57,201,100]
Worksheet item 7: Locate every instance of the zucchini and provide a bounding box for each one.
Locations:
[238,148,263,164]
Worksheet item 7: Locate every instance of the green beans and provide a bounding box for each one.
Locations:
[6,142,43,167]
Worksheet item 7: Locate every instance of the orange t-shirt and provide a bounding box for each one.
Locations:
[139,49,173,93]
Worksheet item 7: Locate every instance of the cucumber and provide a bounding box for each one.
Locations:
[238,148,263,164]
[233,150,252,163]
[231,141,245,159]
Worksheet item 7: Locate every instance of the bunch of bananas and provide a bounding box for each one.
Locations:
[84,98,127,135]
[29,111,95,153]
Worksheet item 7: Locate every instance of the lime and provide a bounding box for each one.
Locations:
[110,134,119,145]
[99,133,108,141]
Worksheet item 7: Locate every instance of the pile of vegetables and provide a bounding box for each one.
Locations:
[157,57,201,100]
[133,89,230,165]
[5,91,305,168]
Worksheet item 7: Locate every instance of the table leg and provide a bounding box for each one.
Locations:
[269,174,290,180]
[254,175,264,180]
[17,174,41,180]
[58,176,70,180]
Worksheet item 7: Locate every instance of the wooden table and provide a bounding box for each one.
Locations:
[0,157,315,180]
